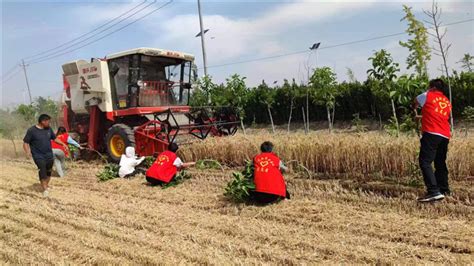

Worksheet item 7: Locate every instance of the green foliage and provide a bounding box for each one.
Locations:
[399,114,418,135]
[395,75,427,106]
[224,162,255,203]
[368,49,401,135]
[309,67,339,108]
[0,110,29,156]
[195,159,222,170]
[399,5,431,78]
[385,114,418,135]
[14,104,36,123]
[188,70,472,127]
[367,49,400,94]
[162,171,192,189]
[12,97,60,126]
[462,106,474,122]
[190,74,249,119]
[142,156,155,168]
[384,116,400,136]
[97,164,120,182]
[36,97,59,119]
[0,110,27,139]
[351,113,367,132]
[458,53,473,72]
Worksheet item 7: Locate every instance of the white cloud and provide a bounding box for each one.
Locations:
[150,1,377,68]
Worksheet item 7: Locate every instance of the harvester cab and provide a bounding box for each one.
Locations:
[61,47,239,162]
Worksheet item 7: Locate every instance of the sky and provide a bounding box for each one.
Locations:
[1,0,473,108]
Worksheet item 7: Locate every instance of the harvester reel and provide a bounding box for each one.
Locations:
[213,107,239,136]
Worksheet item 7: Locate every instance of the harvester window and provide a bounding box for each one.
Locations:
[110,58,129,109]
[109,54,192,109]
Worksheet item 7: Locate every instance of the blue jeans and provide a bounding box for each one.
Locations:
[53,149,66,177]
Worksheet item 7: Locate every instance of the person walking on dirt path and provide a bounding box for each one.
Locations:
[23,114,68,197]
[145,143,195,186]
[251,141,290,204]
[51,126,83,177]
[413,79,452,203]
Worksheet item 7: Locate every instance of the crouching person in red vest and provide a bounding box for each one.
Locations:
[251,141,290,204]
[145,143,195,186]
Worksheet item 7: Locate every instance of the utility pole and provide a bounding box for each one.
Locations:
[20,59,33,104]
[197,0,208,77]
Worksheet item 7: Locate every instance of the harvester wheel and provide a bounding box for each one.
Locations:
[105,124,135,163]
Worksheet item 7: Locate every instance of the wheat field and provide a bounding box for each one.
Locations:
[1,157,473,264]
[181,132,474,180]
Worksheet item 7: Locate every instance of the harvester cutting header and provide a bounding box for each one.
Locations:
[61,47,239,162]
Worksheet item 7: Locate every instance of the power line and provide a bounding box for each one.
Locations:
[205,18,474,69]
[1,65,19,79]
[28,0,173,65]
[23,0,147,61]
[27,0,158,64]
[1,68,22,85]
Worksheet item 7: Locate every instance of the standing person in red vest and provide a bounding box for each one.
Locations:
[145,143,195,186]
[51,127,82,177]
[251,141,290,204]
[414,79,452,203]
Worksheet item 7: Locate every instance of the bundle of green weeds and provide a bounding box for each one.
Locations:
[162,170,192,189]
[97,164,120,182]
[224,161,255,202]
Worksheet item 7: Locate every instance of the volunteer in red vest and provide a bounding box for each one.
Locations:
[251,141,290,204]
[51,127,82,177]
[145,143,195,186]
[414,79,452,203]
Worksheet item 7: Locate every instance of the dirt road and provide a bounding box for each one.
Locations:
[1,160,473,264]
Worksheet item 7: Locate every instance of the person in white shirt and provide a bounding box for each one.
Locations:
[119,146,145,178]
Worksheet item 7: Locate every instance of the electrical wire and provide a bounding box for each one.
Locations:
[205,18,474,69]
[27,0,159,64]
[28,0,173,65]
[1,65,19,79]
[1,68,22,85]
[23,0,148,61]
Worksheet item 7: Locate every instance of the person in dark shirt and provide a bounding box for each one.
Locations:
[23,114,67,197]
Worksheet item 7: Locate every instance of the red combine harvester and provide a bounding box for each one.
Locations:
[60,47,239,162]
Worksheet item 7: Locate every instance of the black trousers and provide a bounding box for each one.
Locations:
[419,133,450,194]
[33,158,54,180]
[146,176,175,186]
[251,190,291,204]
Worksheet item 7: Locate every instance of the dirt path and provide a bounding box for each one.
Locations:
[1,160,473,264]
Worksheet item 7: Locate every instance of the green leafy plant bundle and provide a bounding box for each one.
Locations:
[162,170,192,189]
[224,161,255,202]
[96,163,120,182]
[195,159,223,170]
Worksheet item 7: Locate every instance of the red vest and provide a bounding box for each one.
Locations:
[421,90,451,138]
[146,151,178,183]
[253,152,286,197]
[51,133,69,157]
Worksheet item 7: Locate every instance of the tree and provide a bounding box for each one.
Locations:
[35,96,60,127]
[223,74,249,134]
[14,104,36,124]
[309,67,339,132]
[367,49,401,136]
[424,1,454,129]
[399,5,431,78]
[458,53,473,72]
[0,110,28,157]
[255,81,276,133]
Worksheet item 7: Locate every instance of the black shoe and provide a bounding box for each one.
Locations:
[417,193,445,203]
[441,190,451,196]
